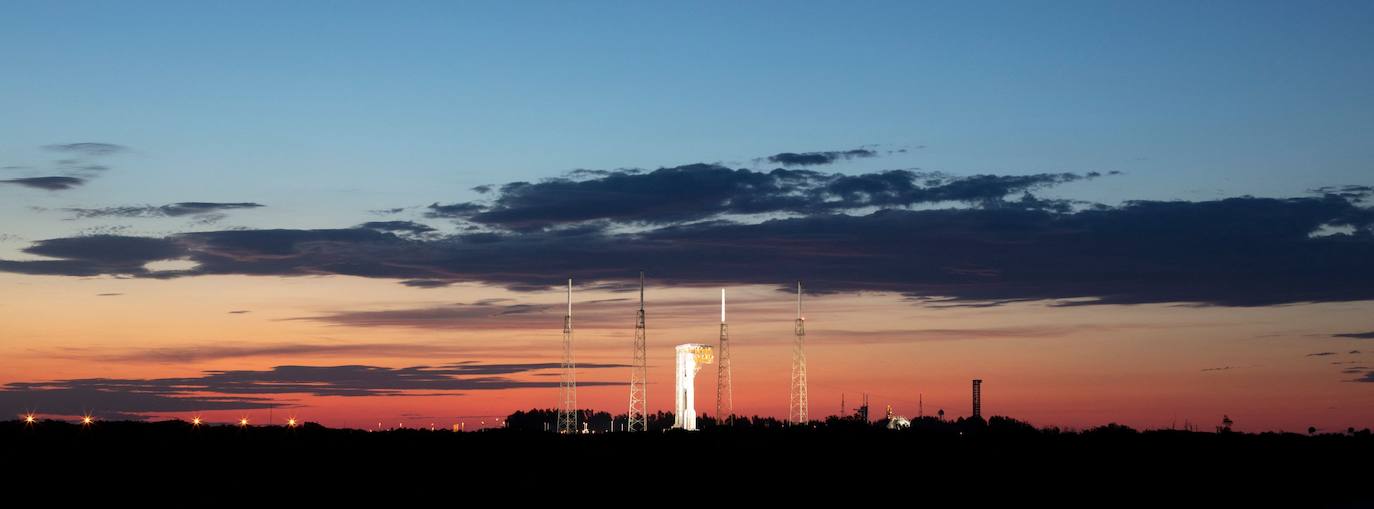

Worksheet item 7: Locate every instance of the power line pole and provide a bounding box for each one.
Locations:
[788,281,809,425]
[628,272,648,432]
[716,288,733,426]
[558,279,578,434]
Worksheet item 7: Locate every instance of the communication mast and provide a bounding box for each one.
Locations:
[628,272,648,432]
[716,288,733,426]
[788,281,809,425]
[557,279,578,434]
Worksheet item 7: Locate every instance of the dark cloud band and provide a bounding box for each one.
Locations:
[425,164,1102,230]
[2,192,1371,306]
[1,159,1370,307]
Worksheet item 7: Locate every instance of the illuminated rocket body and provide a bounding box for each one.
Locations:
[673,343,714,430]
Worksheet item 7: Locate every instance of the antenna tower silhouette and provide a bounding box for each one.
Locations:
[557,279,578,433]
[716,288,733,426]
[627,272,648,432]
[788,281,809,424]
[972,379,983,419]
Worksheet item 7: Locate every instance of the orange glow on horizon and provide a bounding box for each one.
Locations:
[0,277,1369,432]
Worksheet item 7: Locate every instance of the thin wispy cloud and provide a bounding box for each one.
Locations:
[45,342,497,364]
[64,202,265,219]
[356,221,436,234]
[808,323,1187,345]
[2,362,626,404]
[399,279,456,289]
[43,142,128,157]
[1333,331,1374,339]
[764,148,879,166]
[1,176,86,190]
[1,361,628,420]
[1,142,130,192]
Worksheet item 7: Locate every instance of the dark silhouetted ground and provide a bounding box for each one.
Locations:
[4,416,1371,506]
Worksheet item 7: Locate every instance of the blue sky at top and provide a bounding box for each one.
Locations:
[2,0,1371,240]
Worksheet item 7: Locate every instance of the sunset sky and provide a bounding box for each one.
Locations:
[2,1,1372,432]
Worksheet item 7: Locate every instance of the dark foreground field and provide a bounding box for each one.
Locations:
[4,419,1372,506]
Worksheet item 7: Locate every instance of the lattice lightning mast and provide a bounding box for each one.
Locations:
[557,278,578,434]
[627,272,648,432]
[716,288,733,426]
[789,281,809,425]
[972,379,982,420]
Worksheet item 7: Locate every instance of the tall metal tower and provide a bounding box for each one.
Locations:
[715,288,733,426]
[557,279,578,434]
[971,379,982,419]
[788,281,809,425]
[627,272,648,432]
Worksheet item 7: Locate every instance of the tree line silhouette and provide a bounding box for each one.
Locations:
[6,410,1372,505]
[501,407,1374,437]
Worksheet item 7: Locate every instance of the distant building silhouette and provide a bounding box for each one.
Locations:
[1218,415,1234,433]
